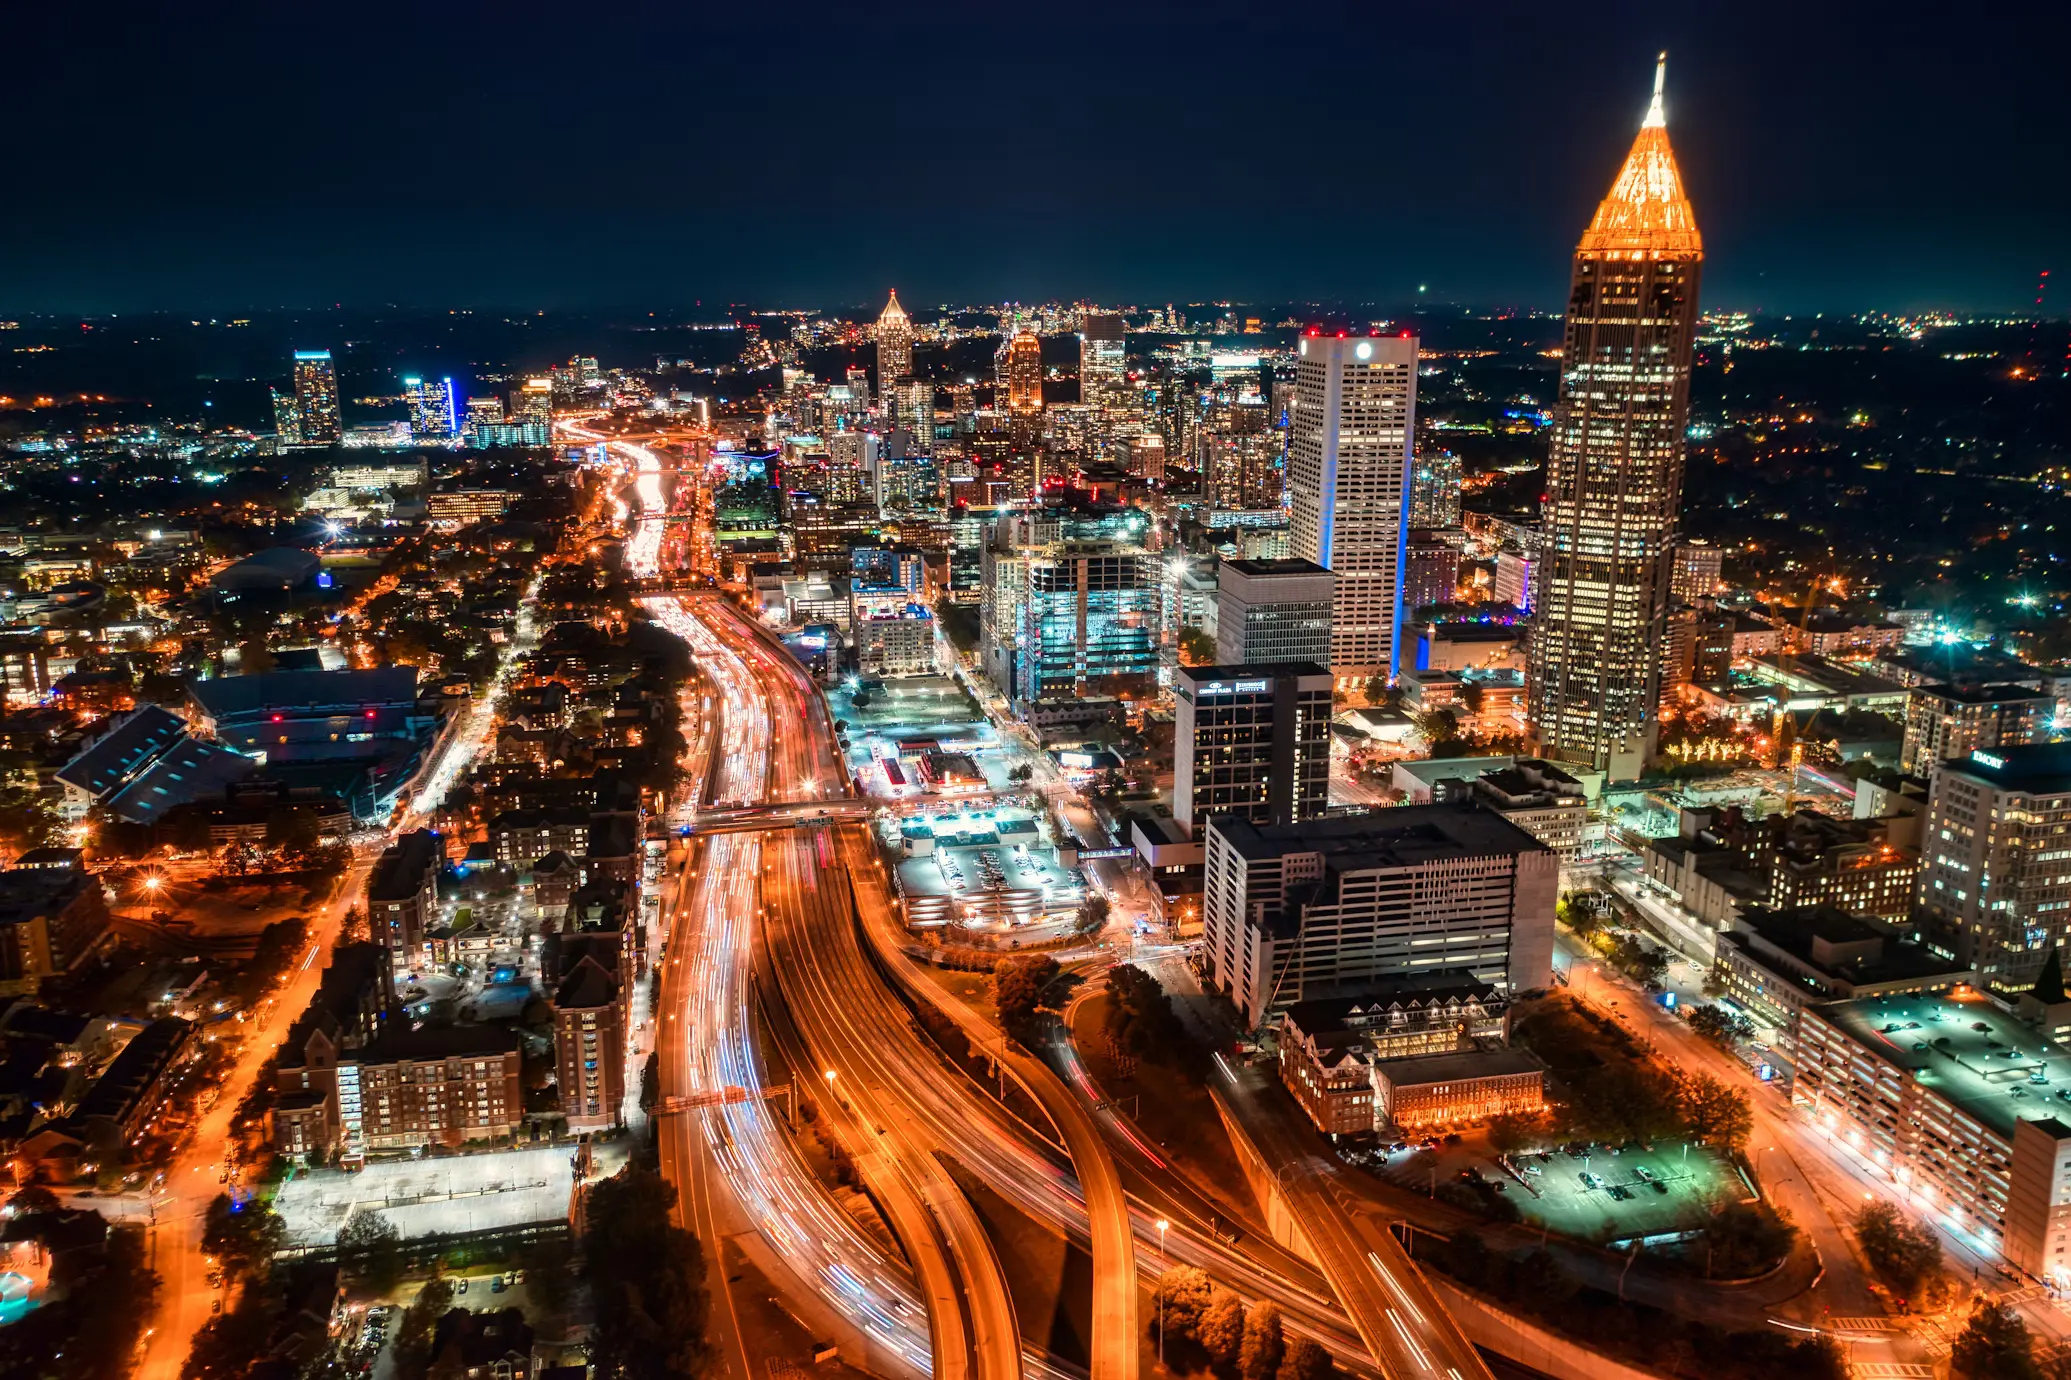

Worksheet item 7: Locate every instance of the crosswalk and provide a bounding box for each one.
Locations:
[1826,1316,1900,1333]
[1851,1364,1934,1379]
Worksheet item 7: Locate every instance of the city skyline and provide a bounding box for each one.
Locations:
[6,3,2069,316]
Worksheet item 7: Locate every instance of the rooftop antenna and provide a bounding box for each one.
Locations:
[1643,51,1668,128]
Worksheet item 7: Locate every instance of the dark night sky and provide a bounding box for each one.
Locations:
[8,1,2068,316]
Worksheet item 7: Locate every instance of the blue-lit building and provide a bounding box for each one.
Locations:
[980,502,1159,710]
[404,376,458,440]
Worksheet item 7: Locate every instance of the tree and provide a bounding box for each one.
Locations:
[1952,1299,2041,1380]
[7,1184,60,1216]
[1278,1337,1336,1380]
[1200,1293,1247,1370]
[993,955,1060,1042]
[337,1211,403,1294]
[265,807,322,861]
[1704,1201,1797,1278]
[1486,1112,1551,1156]
[640,1053,661,1114]
[583,1165,715,1380]
[1151,1265,1213,1348]
[1362,674,1387,704]
[200,1193,284,1280]
[1852,1200,1948,1309]
[1458,681,1486,715]
[1240,1301,1285,1380]
[392,1276,455,1380]
[1687,1004,1754,1046]
[1076,893,1111,933]
[1178,627,1217,666]
[1104,964,1188,1062]
[1678,1071,1754,1153]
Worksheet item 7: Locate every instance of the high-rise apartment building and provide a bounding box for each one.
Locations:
[1173,663,1332,834]
[1201,807,1558,1026]
[1288,333,1418,683]
[1493,547,1533,613]
[1215,558,1334,665]
[998,329,1043,415]
[271,388,303,445]
[404,376,457,440]
[877,290,914,389]
[1671,539,1723,604]
[1402,530,1460,616]
[1527,57,1701,780]
[1080,314,1127,405]
[1410,449,1463,529]
[292,350,342,444]
[1919,744,2071,984]
[1900,683,2052,774]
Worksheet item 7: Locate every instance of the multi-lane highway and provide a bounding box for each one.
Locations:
[643,594,940,1378]
[632,452,1489,1380]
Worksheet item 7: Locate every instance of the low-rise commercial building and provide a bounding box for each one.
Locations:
[1278,979,1508,1134]
[1372,1048,1546,1133]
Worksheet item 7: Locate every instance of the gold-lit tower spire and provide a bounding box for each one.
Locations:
[1527,55,1704,779]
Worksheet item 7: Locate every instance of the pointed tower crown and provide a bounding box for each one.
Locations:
[879,290,908,325]
[1577,53,1702,257]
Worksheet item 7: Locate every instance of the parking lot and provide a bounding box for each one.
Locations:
[275,1141,628,1246]
[1373,1136,1751,1245]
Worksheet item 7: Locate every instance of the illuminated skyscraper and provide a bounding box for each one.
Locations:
[1288,333,1418,682]
[891,379,933,449]
[292,350,342,443]
[997,329,1043,415]
[1527,55,1702,780]
[1410,448,1462,528]
[404,376,457,440]
[1079,313,1126,405]
[514,377,554,425]
[271,388,302,445]
[876,290,913,388]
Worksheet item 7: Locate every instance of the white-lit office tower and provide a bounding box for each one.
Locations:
[1287,333,1418,683]
[514,377,554,426]
[1216,558,1335,665]
[465,395,505,439]
[877,291,913,391]
[891,380,933,450]
[1080,313,1127,406]
[292,350,342,443]
[405,377,457,440]
[1527,57,1701,779]
[1410,449,1462,528]
[845,365,871,413]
